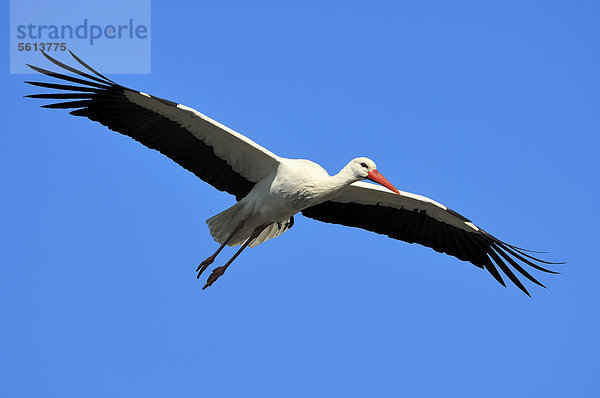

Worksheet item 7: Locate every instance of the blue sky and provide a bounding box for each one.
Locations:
[2,1,599,397]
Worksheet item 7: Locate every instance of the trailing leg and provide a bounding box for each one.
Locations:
[196,220,245,278]
[202,224,269,290]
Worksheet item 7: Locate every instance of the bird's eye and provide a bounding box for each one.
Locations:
[360,162,368,168]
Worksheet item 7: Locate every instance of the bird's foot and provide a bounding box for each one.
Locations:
[202,266,227,290]
[196,255,216,278]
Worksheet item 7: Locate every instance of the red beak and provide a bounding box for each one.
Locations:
[367,170,400,195]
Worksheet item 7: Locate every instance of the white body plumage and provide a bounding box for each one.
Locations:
[207,157,373,248]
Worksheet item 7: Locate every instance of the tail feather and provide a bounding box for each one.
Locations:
[206,203,246,246]
[206,204,295,248]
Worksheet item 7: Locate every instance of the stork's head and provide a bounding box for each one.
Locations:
[349,157,400,195]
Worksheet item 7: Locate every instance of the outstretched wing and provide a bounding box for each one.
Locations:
[302,181,562,295]
[25,51,281,200]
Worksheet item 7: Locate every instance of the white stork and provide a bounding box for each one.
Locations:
[25,51,561,295]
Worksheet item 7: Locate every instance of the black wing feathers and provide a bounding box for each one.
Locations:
[302,200,561,295]
[25,51,254,200]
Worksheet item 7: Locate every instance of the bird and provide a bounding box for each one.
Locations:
[25,51,562,295]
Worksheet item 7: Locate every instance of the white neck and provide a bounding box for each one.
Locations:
[326,162,362,193]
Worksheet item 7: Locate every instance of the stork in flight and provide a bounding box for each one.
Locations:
[25,51,561,295]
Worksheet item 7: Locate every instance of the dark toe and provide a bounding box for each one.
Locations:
[196,257,215,273]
